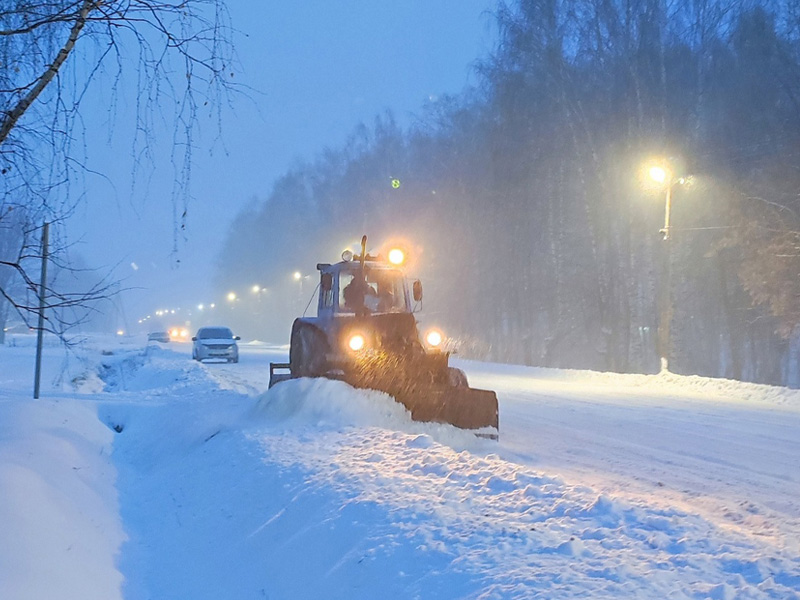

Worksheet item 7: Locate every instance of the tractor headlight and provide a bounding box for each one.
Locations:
[387,248,405,265]
[348,333,366,352]
[425,329,443,348]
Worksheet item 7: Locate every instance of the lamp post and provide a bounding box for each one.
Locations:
[648,165,687,242]
[226,291,237,312]
[646,162,689,372]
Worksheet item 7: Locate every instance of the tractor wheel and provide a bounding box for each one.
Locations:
[290,325,328,378]
[447,367,469,388]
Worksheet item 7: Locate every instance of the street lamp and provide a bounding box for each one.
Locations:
[645,162,688,241]
[293,272,311,313]
[644,159,690,372]
[251,284,267,307]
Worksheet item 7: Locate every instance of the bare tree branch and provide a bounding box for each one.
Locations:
[0,1,96,146]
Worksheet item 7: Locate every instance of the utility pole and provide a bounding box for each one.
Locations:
[33,222,49,399]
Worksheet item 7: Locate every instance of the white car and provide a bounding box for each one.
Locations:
[191,326,240,363]
[147,331,171,343]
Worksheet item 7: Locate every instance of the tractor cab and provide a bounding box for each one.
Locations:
[316,246,420,319]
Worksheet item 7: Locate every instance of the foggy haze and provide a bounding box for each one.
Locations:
[66,1,496,330]
[4,1,800,388]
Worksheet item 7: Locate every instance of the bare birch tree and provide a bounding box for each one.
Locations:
[0,0,235,338]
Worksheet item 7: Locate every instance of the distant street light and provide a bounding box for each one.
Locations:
[227,292,237,302]
[293,272,311,314]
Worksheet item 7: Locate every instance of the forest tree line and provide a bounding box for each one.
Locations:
[217,0,800,386]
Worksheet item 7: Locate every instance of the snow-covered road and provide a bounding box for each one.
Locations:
[1,336,799,599]
[466,362,800,553]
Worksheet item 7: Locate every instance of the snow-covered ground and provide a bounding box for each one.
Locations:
[1,334,798,599]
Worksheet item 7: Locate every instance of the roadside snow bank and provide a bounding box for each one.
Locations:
[460,359,800,409]
[0,399,124,600]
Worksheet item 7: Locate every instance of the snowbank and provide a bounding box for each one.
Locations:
[0,399,124,600]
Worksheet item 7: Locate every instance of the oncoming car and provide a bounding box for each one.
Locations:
[191,326,240,363]
[169,327,190,341]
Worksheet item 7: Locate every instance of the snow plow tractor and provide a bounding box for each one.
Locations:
[269,236,499,438]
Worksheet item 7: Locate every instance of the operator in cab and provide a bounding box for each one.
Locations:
[343,273,377,315]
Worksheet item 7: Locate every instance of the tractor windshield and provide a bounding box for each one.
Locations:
[339,267,406,314]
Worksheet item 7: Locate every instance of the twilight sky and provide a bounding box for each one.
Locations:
[67,1,497,329]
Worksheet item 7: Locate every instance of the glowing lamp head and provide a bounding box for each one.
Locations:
[425,329,443,348]
[387,248,405,265]
[227,292,237,302]
[648,165,673,185]
[648,166,666,183]
[342,249,354,262]
[348,333,366,352]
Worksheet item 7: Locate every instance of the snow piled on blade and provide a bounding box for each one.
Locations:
[251,377,483,447]
[254,377,409,427]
